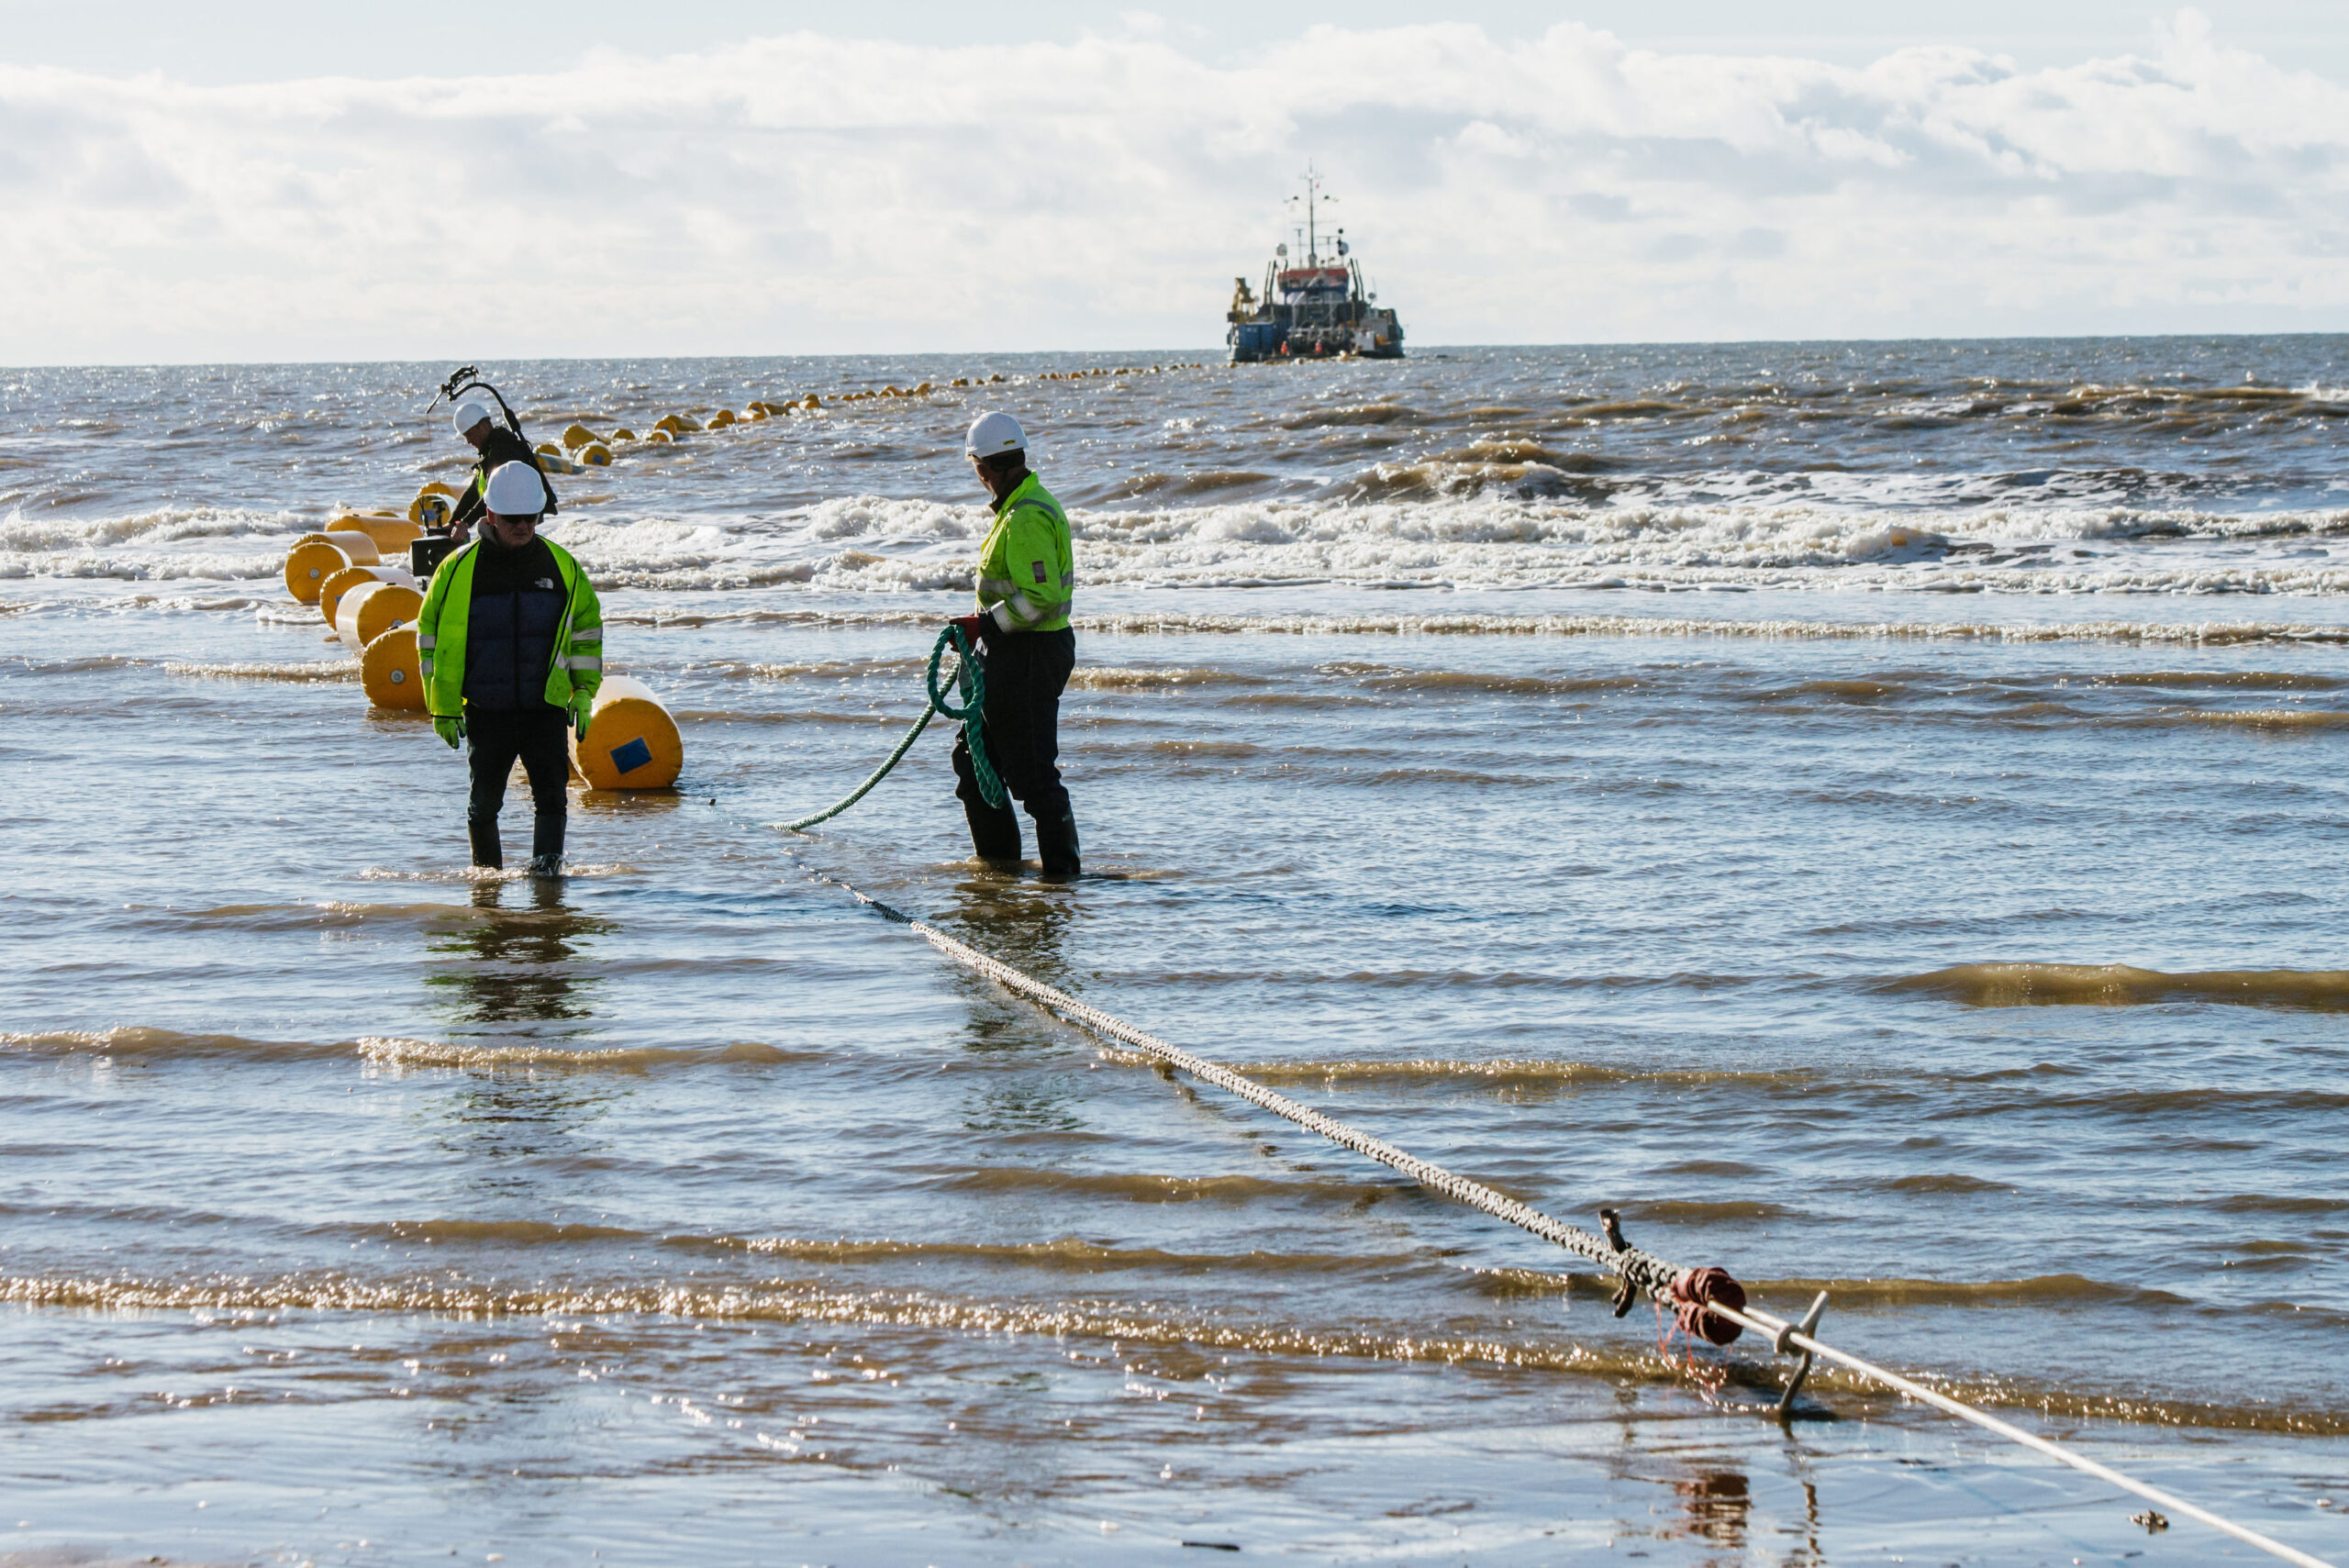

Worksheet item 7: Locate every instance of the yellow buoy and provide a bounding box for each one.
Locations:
[409,483,460,528]
[319,562,412,627]
[324,529,382,563]
[800,395,820,409]
[611,428,637,441]
[318,563,373,626]
[570,675,682,790]
[745,405,770,420]
[284,535,340,601]
[646,428,673,444]
[283,530,380,602]
[535,441,562,457]
[707,408,736,428]
[561,423,596,450]
[331,515,424,552]
[653,414,698,434]
[578,441,612,466]
[336,579,423,650]
[361,625,425,710]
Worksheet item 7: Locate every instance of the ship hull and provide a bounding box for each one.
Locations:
[1228,313,1405,363]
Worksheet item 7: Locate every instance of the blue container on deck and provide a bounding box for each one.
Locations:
[1230,322,1286,360]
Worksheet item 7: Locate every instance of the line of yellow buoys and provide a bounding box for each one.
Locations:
[277,361,1210,789]
[279,501,682,791]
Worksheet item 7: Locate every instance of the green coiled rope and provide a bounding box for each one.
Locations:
[780,624,1003,833]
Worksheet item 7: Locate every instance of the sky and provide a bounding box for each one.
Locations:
[3,2,2347,362]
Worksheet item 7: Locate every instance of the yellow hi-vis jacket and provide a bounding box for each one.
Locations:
[416,538,604,718]
[975,473,1074,634]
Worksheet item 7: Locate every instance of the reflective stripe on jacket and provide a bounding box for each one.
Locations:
[417,536,604,718]
[975,473,1074,633]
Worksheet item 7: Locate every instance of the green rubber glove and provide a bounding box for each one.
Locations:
[571,698,592,742]
[433,714,465,750]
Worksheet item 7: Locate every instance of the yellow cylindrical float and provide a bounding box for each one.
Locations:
[283,530,381,602]
[652,414,697,434]
[336,579,423,650]
[331,515,425,552]
[409,483,460,527]
[611,428,637,441]
[561,423,596,450]
[578,442,612,466]
[319,562,412,628]
[570,675,682,790]
[361,625,426,710]
[707,408,736,428]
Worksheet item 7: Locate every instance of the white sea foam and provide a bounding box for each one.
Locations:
[8,495,2349,602]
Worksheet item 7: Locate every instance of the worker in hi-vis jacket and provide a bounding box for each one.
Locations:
[417,461,604,876]
[944,411,1080,877]
[445,397,554,544]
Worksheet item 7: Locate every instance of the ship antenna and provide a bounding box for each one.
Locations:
[1304,161,1319,263]
[1294,161,1338,265]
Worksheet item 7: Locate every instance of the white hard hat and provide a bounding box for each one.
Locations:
[451,400,495,435]
[964,411,1026,456]
[484,461,548,517]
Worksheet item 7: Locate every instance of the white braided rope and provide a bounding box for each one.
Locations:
[844,885,2339,1568]
[857,893,1689,1298]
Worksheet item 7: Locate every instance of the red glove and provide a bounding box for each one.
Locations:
[949,613,993,648]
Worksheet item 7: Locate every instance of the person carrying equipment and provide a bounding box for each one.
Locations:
[947,412,1080,877]
[446,398,555,543]
[417,461,604,875]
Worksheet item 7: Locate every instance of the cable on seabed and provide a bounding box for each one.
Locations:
[807,873,2336,1568]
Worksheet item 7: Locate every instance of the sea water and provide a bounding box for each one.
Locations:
[3,341,2346,1565]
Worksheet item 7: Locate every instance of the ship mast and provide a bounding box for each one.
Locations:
[1288,163,1337,266]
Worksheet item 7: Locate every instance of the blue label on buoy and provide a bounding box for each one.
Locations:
[610,737,652,775]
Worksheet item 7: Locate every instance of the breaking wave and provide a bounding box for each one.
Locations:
[1893,963,2349,1010]
[15,494,2349,600]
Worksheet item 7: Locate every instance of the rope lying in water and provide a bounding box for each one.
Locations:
[781,626,1001,832]
[817,879,2333,1568]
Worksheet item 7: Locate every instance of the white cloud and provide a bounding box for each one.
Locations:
[5,9,2348,363]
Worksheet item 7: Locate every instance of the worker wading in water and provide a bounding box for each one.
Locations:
[947,412,1081,877]
[445,397,554,544]
[417,462,605,875]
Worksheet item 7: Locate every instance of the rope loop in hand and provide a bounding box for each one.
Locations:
[928,624,1005,809]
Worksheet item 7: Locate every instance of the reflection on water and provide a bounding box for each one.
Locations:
[941,875,1090,1131]
[425,878,618,1027]
[1675,1468,1750,1546]
[431,1073,622,1169]
[940,873,1082,1059]
[941,873,1081,988]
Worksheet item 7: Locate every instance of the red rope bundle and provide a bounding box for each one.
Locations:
[1670,1266,1746,1345]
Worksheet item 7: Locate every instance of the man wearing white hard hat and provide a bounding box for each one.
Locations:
[946,411,1080,876]
[415,461,606,876]
[445,399,555,544]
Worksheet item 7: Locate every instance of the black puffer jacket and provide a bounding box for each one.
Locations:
[461,536,566,713]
